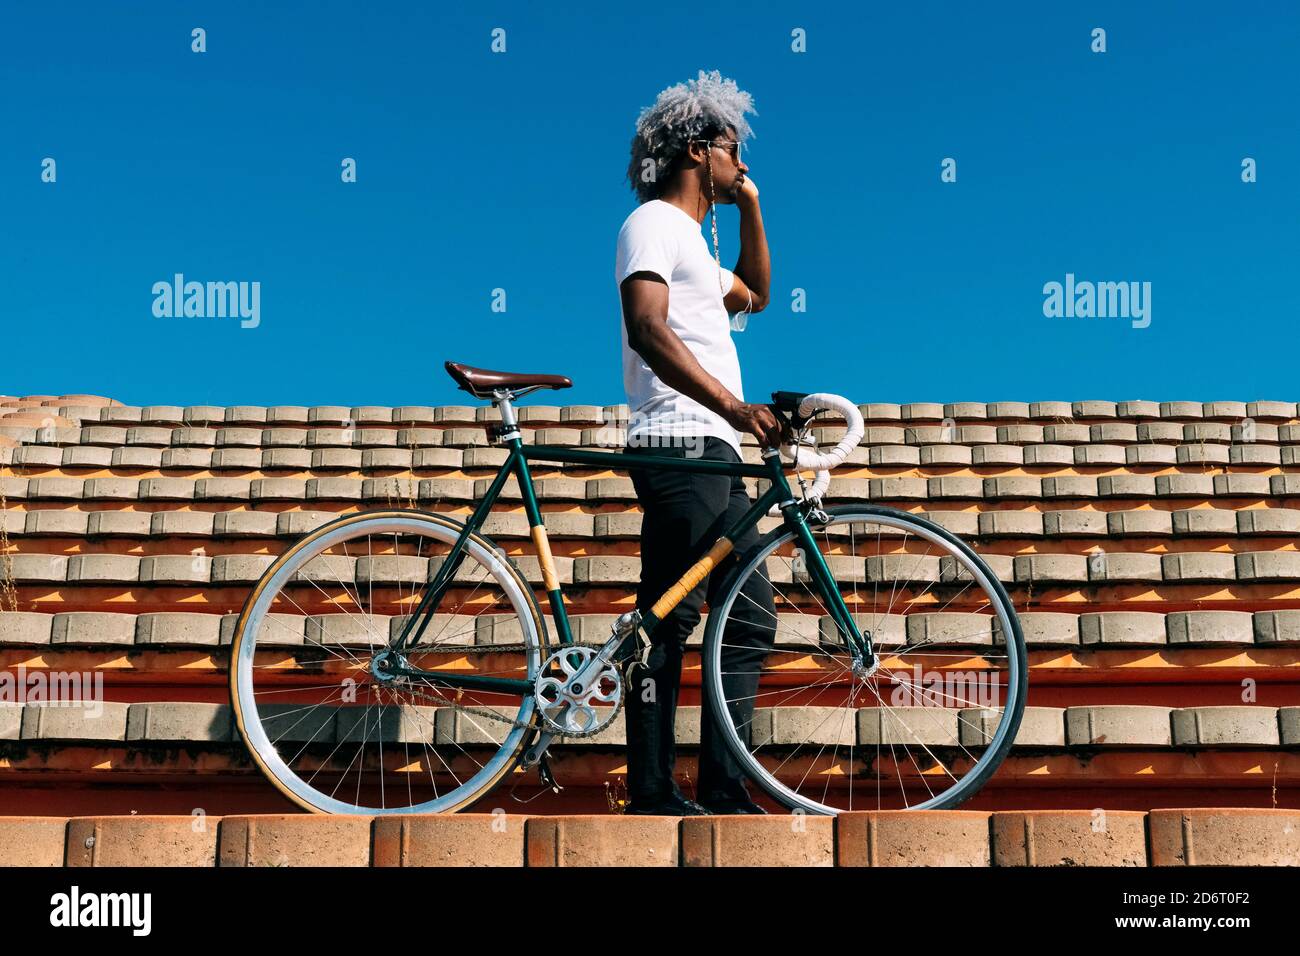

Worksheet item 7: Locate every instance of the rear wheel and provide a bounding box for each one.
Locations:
[702,505,1027,814]
[229,509,547,814]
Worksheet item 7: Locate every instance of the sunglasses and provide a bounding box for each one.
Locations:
[693,138,743,163]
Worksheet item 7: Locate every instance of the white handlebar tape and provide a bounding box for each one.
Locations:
[767,393,864,515]
[783,393,865,471]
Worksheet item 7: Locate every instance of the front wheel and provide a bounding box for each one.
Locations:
[702,505,1027,814]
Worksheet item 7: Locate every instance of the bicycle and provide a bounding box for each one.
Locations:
[230,361,1027,815]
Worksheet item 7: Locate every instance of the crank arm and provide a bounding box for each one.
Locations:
[521,730,557,768]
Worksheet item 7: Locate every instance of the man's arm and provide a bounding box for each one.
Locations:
[621,272,783,447]
[723,179,769,314]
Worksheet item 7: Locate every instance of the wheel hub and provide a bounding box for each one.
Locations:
[369,649,404,684]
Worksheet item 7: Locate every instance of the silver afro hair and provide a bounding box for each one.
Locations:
[626,69,757,203]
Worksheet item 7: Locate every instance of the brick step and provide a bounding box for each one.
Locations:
[7,445,1300,474]
[5,414,1299,442]
[5,470,1300,501]
[7,609,1300,651]
[11,591,1300,622]
[9,510,1300,547]
[6,548,1300,590]
[0,778,1289,816]
[4,397,1294,424]
[3,751,1298,811]
[1,807,1298,866]
[4,700,1300,749]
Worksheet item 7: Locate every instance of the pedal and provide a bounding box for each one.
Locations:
[608,610,648,667]
[620,627,653,676]
[510,738,562,803]
[536,753,563,794]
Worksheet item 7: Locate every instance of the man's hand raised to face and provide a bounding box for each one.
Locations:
[734,174,759,204]
[723,399,790,449]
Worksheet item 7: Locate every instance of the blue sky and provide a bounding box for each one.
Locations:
[2,1,1296,408]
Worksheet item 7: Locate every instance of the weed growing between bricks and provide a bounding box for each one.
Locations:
[0,463,20,612]
[604,775,628,812]
[381,443,422,512]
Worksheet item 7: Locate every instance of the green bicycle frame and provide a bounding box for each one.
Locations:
[384,434,873,695]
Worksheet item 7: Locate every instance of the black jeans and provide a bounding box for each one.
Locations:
[623,435,777,804]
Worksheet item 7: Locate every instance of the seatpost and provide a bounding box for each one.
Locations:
[492,388,522,441]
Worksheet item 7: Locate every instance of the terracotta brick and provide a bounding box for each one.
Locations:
[66,554,141,583]
[22,701,129,741]
[753,706,856,746]
[1041,510,1106,536]
[51,611,136,645]
[1171,706,1280,746]
[1016,612,1080,645]
[1280,707,1300,744]
[837,811,990,866]
[372,814,526,866]
[1236,551,1300,582]
[1218,473,1271,496]
[1256,610,1300,644]
[1148,808,1300,865]
[921,444,973,466]
[1080,611,1166,647]
[8,553,66,582]
[1097,475,1156,497]
[67,815,218,866]
[1065,706,1172,746]
[0,611,54,645]
[682,815,834,867]
[1126,444,1177,465]
[135,612,223,647]
[902,402,945,421]
[1166,610,1254,645]
[1013,554,1088,583]
[960,706,1066,747]
[971,444,1022,466]
[1116,400,1159,418]
[1071,444,1123,468]
[1107,510,1173,536]
[1041,476,1097,499]
[905,425,951,444]
[126,702,232,742]
[1023,444,1074,466]
[0,817,67,866]
[997,424,1044,444]
[266,405,309,425]
[859,706,960,746]
[992,810,1147,866]
[527,815,678,867]
[218,814,373,866]
[1161,553,1237,583]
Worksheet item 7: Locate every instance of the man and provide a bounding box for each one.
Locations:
[614,70,784,816]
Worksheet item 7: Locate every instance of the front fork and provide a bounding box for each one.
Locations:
[780,500,877,671]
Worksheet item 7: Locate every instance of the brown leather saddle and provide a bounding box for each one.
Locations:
[444,360,573,398]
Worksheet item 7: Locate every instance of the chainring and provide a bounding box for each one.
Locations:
[534,645,624,737]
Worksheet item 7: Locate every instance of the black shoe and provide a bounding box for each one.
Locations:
[624,792,712,816]
[698,796,768,815]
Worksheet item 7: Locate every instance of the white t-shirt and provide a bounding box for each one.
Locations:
[615,199,746,458]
